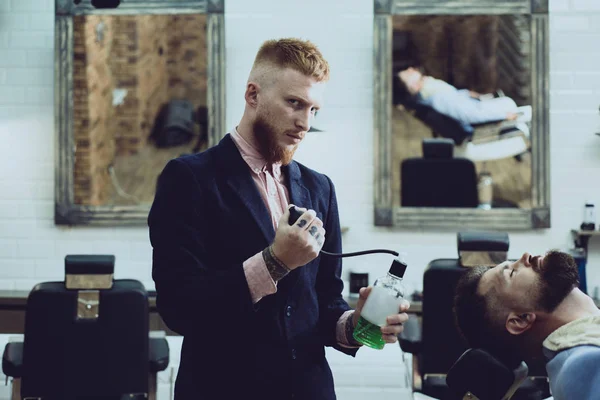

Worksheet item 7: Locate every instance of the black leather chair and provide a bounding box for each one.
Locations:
[401,139,479,208]
[400,232,550,400]
[446,348,532,400]
[1,255,169,400]
[412,102,484,146]
[393,70,514,148]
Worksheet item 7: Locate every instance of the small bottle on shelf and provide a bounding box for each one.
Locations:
[581,202,596,231]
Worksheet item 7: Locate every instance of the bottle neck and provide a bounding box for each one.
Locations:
[387,272,404,280]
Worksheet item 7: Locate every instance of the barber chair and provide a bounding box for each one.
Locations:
[2,255,169,400]
[453,130,529,163]
[394,84,531,163]
[403,96,530,145]
[150,99,206,150]
[444,348,532,400]
[411,101,531,163]
[409,102,478,146]
[400,232,550,400]
[401,138,479,208]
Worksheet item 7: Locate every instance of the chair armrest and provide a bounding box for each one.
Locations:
[3,339,170,377]
[2,342,23,378]
[471,120,505,128]
[399,314,421,354]
[149,337,169,373]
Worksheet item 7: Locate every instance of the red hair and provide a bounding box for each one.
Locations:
[252,38,330,82]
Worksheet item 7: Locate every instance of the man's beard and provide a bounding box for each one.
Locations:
[534,250,580,312]
[253,115,297,166]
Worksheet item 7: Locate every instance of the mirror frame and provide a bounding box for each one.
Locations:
[54,0,226,226]
[373,0,550,230]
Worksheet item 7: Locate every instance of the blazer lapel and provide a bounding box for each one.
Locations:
[217,135,275,245]
[278,161,313,293]
[285,161,311,213]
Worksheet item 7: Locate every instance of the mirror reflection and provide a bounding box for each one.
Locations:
[72,14,208,207]
[391,15,533,209]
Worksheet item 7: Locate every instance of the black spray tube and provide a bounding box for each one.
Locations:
[287,206,399,258]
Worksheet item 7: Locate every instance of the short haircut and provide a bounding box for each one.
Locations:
[251,38,330,83]
[392,65,425,106]
[393,67,411,106]
[453,265,521,368]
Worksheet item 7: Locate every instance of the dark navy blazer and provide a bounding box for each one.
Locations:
[148,134,357,400]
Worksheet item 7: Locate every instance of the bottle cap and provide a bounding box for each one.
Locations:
[389,254,407,278]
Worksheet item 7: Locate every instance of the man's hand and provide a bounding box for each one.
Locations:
[353,286,410,344]
[270,205,326,270]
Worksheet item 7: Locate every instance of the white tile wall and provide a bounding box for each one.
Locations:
[0,0,599,399]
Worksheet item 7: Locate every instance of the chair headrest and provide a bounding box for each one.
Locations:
[446,348,528,400]
[422,138,454,159]
[457,231,509,267]
[65,255,115,290]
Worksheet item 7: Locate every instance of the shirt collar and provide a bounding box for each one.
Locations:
[230,127,282,177]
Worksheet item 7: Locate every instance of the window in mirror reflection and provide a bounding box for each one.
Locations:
[72,14,208,206]
[391,15,533,210]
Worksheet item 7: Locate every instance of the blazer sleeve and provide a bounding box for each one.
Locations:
[148,158,256,336]
[316,175,358,356]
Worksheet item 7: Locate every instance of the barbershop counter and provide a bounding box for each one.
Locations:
[0,290,423,336]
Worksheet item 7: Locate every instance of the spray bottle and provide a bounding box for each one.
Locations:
[352,254,407,350]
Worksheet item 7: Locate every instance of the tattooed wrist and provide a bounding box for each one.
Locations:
[263,246,290,282]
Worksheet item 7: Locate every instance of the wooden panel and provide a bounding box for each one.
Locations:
[373,14,393,227]
[0,310,25,334]
[0,307,180,336]
[56,0,216,15]
[0,291,417,335]
[374,0,547,15]
[530,15,550,211]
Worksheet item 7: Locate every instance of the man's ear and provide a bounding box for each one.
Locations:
[506,312,536,335]
[245,83,259,107]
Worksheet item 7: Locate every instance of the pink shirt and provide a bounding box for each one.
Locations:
[230,128,356,347]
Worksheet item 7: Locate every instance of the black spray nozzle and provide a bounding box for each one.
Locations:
[389,257,407,278]
[288,205,304,226]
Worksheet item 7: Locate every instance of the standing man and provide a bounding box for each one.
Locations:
[149,38,410,400]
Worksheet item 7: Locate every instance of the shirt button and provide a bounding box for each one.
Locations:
[291,348,297,360]
[286,305,292,317]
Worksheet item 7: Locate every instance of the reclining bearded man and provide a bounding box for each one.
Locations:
[453,250,600,400]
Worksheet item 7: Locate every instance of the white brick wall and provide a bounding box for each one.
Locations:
[0,0,599,399]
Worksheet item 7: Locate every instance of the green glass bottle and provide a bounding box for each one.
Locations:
[353,255,407,350]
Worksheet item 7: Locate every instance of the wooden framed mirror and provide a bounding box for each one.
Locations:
[54,0,225,226]
[373,0,549,229]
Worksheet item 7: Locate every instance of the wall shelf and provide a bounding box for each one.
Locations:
[571,229,600,256]
[572,229,600,236]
